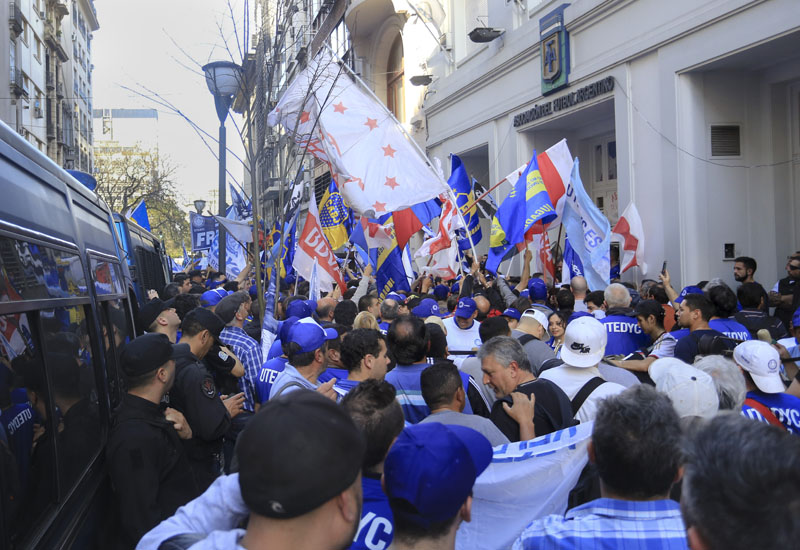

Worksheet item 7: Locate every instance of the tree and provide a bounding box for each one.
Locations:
[94,144,189,257]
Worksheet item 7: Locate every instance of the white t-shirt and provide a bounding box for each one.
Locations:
[538,365,625,424]
[443,316,482,367]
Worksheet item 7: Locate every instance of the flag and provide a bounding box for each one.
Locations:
[208,205,248,279]
[534,224,555,282]
[391,198,440,251]
[268,49,448,217]
[309,258,321,301]
[415,195,462,280]
[374,217,411,299]
[537,139,573,226]
[128,200,151,232]
[319,179,351,250]
[448,155,482,251]
[561,159,611,290]
[455,423,591,550]
[260,267,279,358]
[213,215,253,244]
[562,235,585,285]
[486,151,557,273]
[170,257,182,273]
[293,192,346,293]
[230,184,252,219]
[611,203,648,275]
[182,242,190,266]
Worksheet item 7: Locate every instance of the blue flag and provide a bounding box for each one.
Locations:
[230,183,252,219]
[448,154,482,251]
[130,200,151,232]
[562,236,584,284]
[182,242,191,266]
[260,267,280,358]
[561,158,611,290]
[375,216,411,299]
[487,151,556,273]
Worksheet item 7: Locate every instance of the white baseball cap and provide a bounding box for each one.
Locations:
[561,316,607,368]
[649,358,719,419]
[521,308,550,340]
[733,340,784,393]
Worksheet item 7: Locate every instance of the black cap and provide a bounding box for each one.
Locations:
[119,333,175,377]
[237,390,366,519]
[137,299,170,333]
[184,307,225,341]
[629,299,665,321]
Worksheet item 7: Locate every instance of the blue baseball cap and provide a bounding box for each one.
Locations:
[285,299,317,319]
[792,307,800,329]
[383,423,492,528]
[527,278,548,300]
[454,297,477,319]
[519,289,530,299]
[450,282,460,294]
[200,288,230,307]
[412,298,442,318]
[433,284,450,301]
[385,292,407,305]
[675,285,703,304]
[287,318,338,354]
[502,308,521,321]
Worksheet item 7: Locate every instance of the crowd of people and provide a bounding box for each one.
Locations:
[106,252,800,549]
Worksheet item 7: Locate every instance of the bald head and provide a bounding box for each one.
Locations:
[316,297,338,322]
[604,283,632,309]
[571,276,588,296]
[474,295,490,315]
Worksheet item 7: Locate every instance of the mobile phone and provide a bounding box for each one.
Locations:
[661,261,667,275]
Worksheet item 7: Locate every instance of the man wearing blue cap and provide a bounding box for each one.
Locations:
[382,423,492,550]
[269,318,339,399]
[411,298,443,319]
[443,297,482,367]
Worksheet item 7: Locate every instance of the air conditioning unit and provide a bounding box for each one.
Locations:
[40,10,45,19]
[34,107,43,118]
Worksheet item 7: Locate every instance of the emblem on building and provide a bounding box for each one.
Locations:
[540,4,570,96]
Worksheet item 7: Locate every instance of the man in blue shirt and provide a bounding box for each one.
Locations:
[514,385,688,549]
[674,294,731,364]
[333,329,391,399]
[735,340,800,434]
[341,380,404,550]
[601,283,650,356]
[269,318,338,400]
[706,285,751,341]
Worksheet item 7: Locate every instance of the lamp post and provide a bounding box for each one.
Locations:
[193,199,207,214]
[202,60,243,274]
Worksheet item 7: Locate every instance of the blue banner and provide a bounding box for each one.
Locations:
[562,236,584,281]
[190,212,218,251]
[448,154,482,251]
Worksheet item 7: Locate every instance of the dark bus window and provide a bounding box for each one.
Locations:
[0,236,87,301]
[96,299,132,411]
[40,306,103,500]
[0,312,57,546]
[90,258,123,296]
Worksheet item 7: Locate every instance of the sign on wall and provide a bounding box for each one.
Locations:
[540,4,571,96]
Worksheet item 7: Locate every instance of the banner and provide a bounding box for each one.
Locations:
[294,192,346,293]
[562,235,585,285]
[448,155,482,250]
[190,212,218,252]
[455,423,592,550]
[611,203,648,275]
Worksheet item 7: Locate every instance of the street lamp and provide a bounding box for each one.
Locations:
[202,60,243,274]
[193,199,207,214]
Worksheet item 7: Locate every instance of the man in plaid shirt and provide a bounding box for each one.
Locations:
[216,291,263,471]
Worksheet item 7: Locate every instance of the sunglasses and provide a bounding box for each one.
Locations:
[789,264,800,270]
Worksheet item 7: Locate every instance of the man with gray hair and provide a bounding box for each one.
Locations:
[692,355,747,410]
[378,298,400,334]
[478,336,573,442]
[681,414,800,550]
[601,283,650,356]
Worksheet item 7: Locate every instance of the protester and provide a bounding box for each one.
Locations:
[420,362,509,446]
[570,276,589,312]
[706,285,751,341]
[379,298,401,333]
[478,336,573,441]
[512,308,558,375]
[353,311,379,330]
[513,385,687,550]
[501,307,521,330]
[333,328,391,398]
[601,283,649,356]
[460,316,509,408]
[341,380,405,550]
[316,297,338,323]
[648,358,719,419]
[137,390,366,550]
[547,310,568,357]
[674,294,730,364]
[769,253,800,328]
[137,298,181,341]
[382,423,492,550]
[681,413,800,550]
[442,298,481,367]
[538,316,626,423]
[607,299,676,374]
[735,282,788,340]
[583,290,606,319]
[692,354,747,410]
[268,318,338,399]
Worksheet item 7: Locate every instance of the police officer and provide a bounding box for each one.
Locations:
[107,333,200,549]
[172,308,245,490]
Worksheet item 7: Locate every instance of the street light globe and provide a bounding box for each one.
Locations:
[202,61,243,97]
[193,199,207,213]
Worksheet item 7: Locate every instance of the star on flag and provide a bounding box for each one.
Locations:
[384,176,399,190]
[373,201,387,213]
[333,101,347,114]
[382,144,396,158]
[365,117,378,130]
[299,111,310,123]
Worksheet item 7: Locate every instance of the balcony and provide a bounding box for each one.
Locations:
[56,81,64,99]
[9,69,28,98]
[44,21,69,62]
[53,1,69,18]
[9,2,22,37]
[344,0,394,35]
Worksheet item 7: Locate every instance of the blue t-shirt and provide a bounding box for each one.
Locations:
[255,357,288,404]
[601,313,651,356]
[741,390,800,435]
[709,318,751,342]
[378,322,390,335]
[318,367,348,384]
[333,378,360,401]
[0,402,35,488]
[385,363,473,423]
[350,473,393,550]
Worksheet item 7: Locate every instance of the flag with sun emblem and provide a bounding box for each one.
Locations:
[319,179,351,250]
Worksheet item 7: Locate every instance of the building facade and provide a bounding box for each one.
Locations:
[1,0,97,170]
[422,0,800,289]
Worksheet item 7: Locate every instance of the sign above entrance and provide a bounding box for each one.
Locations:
[513,77,614,128]
[540,4,571,95]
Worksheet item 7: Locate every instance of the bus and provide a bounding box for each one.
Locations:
[112,213,171,307]
[0,118,134,548]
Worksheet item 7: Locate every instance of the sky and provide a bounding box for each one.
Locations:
[92,0,252,213]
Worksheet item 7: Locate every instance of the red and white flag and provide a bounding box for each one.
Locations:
[293,195,346,293]
[415,195,462,280]
[611,203,648,275]
[537,139,572,226]
[268,50,448,218]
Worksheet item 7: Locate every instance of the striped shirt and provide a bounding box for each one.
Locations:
[220,326,262,412]
[513,498,688,550]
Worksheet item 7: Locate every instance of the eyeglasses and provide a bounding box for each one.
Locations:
[789,264,800,271]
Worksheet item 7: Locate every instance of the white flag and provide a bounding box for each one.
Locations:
[268,50,448,217]
[611,203,648,275]
[293,193,346,293]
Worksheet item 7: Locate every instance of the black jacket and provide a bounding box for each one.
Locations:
[106,393,199,549]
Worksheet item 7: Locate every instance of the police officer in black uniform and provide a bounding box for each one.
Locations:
[107,333,200,549]
[171,308,244,490]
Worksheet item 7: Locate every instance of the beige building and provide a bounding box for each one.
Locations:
[1,0,97,171]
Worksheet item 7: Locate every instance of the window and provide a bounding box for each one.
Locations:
[386,34,405,121]
[95,299,131,411]
[90,258,124,296]
[34,37,41,63]
[0,236,87,301]
[22,19,29,46]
